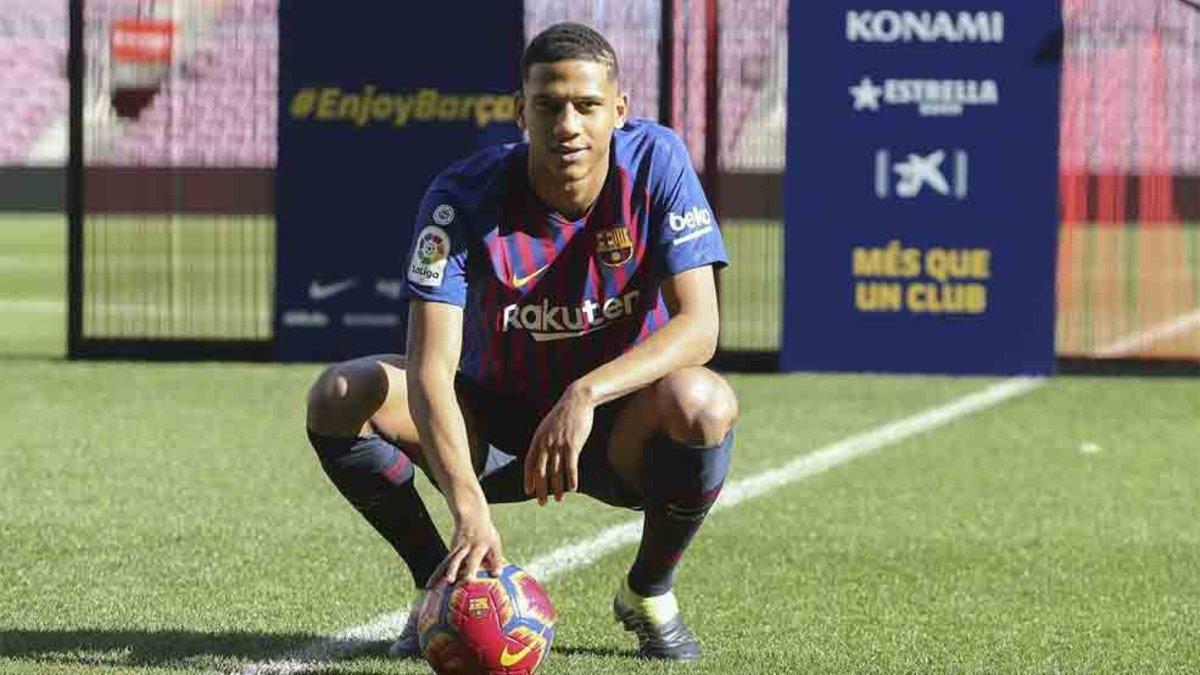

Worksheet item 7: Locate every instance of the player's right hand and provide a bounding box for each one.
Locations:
[430,509,505,587]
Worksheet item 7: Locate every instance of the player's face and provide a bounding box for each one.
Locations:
[518,60,628,187]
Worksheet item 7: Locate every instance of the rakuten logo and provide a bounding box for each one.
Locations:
[501,290,641,342]
[846,11,1004,43]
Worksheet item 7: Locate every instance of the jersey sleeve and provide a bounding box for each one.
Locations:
[649,129,730,275]
[402,178,469,307]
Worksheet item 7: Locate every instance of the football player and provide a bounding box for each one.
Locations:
[305,22,737,661]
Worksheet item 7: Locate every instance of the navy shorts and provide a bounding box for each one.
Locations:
[455,375,644,510]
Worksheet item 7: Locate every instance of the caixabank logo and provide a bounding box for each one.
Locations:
[874,148,969,200]
[289,85,517,128]
[846,10,1005,43]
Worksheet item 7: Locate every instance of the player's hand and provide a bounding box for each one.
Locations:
[430,508,505,587]
[525,386,594,505]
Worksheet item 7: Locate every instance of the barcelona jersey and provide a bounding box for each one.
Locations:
[403,119,728,413]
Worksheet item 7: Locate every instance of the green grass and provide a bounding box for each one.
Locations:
[1,216,1198,673]
[0,214,65,356]
[0,362,1196,673]
[720,219,783,351]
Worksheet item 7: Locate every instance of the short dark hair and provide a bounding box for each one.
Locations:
[521,22,619,82]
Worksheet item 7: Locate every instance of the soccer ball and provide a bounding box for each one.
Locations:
[417,563,557,675]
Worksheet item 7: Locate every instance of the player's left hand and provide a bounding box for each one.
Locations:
[525,386,594,505]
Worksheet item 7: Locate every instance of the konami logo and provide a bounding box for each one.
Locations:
[846,10,1004,44]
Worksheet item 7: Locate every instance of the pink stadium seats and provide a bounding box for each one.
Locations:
[4,0,1196,178]
[0,5,66,165]
[0,0,277,167]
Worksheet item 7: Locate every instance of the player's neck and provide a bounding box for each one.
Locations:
[527,154,608,221]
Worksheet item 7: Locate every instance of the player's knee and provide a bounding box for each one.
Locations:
[306,359,388,435]
[656,369,739,447]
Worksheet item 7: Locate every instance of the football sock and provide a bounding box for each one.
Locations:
[627,430,734,597]
[618,577,680,625]
[308,430,448,588]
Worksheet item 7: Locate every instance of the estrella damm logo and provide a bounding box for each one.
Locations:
[595,226,634,267]
[289,85,516,128]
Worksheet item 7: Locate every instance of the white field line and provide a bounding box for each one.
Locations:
[1093,307,1200,357]
[0,299,63,313]
[236,376,1044,675]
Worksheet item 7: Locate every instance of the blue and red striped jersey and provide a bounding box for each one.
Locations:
[403,118,727,412]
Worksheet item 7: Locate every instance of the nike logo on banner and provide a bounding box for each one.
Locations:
[511,264,550,288]
[308,278,357,301]
[498,627,548,667]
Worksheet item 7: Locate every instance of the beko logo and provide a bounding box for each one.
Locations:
[846,11,1005,44]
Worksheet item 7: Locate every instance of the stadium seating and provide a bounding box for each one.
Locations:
[0,1,67,165]
[3,0,1197,176]
[0,0,276,167]
[1061,0,1200,174]
[95,0,278,167]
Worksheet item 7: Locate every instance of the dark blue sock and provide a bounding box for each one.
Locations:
[308,430,448,588]
[628,430,734,597]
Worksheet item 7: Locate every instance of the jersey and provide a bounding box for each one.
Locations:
[403,118,728,414]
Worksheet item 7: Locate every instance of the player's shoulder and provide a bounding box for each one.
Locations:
[614,118,690,165]
[424,142,523,218]
[613,118,695,189]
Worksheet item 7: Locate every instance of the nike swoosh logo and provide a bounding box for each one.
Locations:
[511,264,550,288]
[308,278,357,301]
[498,626,548,667]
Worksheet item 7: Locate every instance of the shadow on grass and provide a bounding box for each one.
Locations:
[0,628,392,670]
[1,630,647,671]
[552,643,639,659]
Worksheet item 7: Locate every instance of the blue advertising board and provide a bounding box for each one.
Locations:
[783,4,1062,374]
[275,2,524,361]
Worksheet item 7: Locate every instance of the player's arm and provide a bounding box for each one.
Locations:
[578,263,717,402]
[524,265,718,503]
[407,299,505,584]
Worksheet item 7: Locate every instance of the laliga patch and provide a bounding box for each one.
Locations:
[594,226,634,267]
[408,225,450,287]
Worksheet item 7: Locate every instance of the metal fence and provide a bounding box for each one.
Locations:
[68,0,276,359]
[1058,0,1200,363]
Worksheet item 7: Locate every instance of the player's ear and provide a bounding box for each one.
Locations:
[614,91,629,128]
[515,90,526,131]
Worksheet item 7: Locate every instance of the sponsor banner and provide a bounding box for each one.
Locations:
[275,2,523,361]
[783,3,1061,374]
[111,19,174,64]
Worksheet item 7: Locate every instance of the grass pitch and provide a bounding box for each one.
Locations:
[1,215,1198,673]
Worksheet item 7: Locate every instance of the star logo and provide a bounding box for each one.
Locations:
[849,76,884,112]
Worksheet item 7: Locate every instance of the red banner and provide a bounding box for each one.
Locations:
[111,20,174,64]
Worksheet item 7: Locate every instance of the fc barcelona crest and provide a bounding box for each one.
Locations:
[468,596,490,619]
[595,226,634,267]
